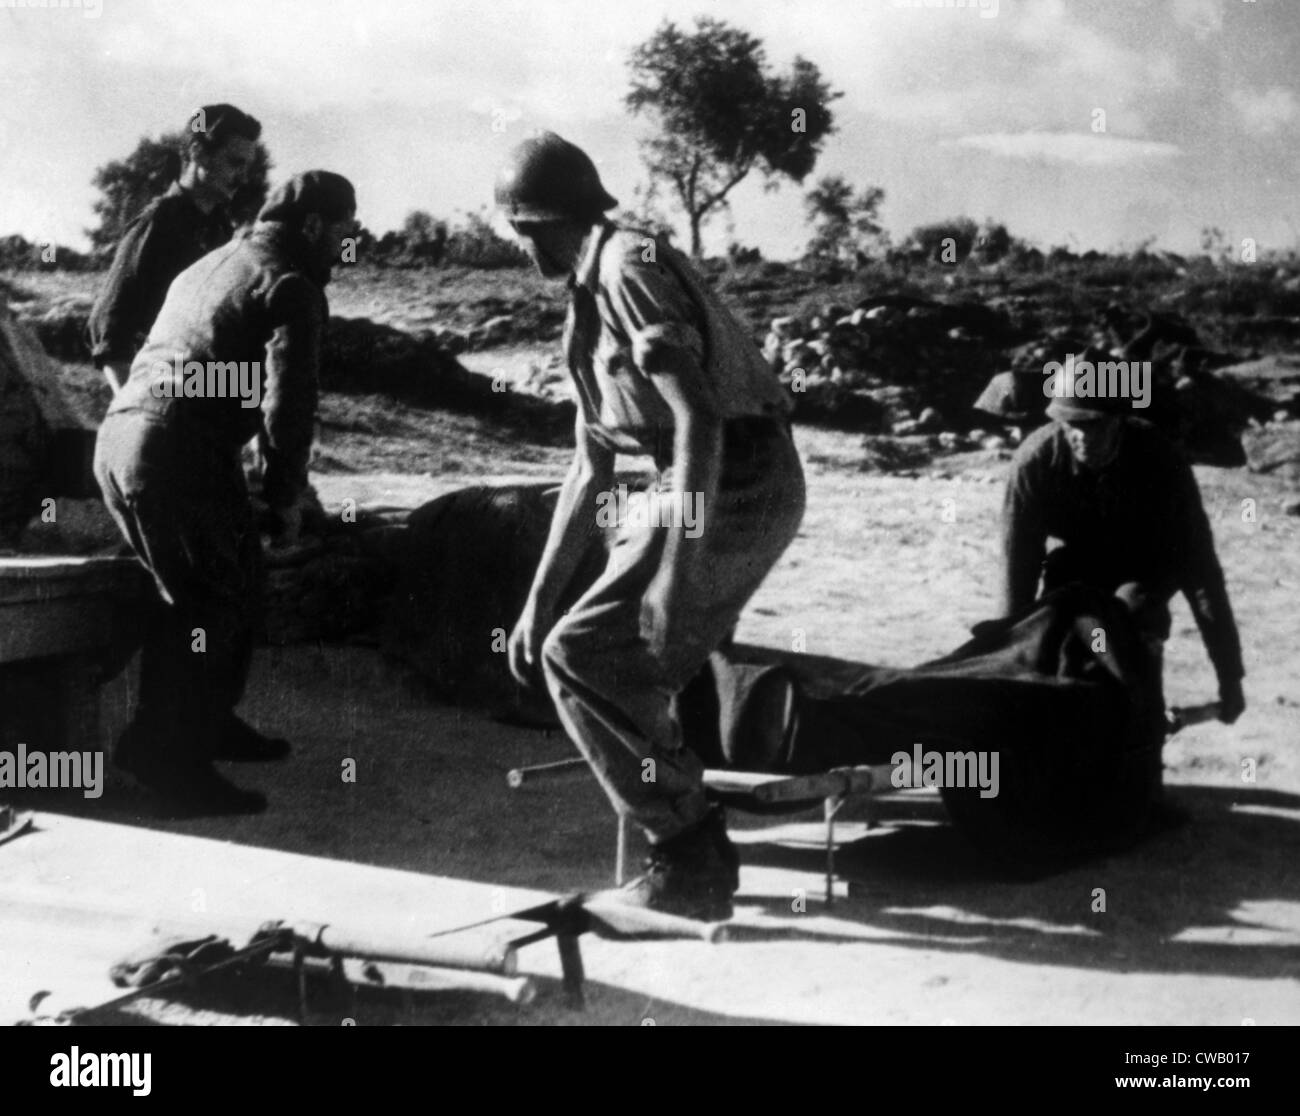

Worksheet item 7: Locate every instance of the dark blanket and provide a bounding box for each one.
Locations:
[677,585,1165,856]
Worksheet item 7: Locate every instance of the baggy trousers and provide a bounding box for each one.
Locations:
[93,410,262,758]
[540,418,806,843]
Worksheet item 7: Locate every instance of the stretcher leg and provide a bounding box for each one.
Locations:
[616,813,629,886]
[825,793,847,906]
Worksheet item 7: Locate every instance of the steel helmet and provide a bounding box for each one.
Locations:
[494,132,618,223]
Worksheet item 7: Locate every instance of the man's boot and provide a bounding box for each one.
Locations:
[617,806,740,922]
[113,715,267,816]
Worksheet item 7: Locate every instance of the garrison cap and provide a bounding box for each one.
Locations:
[257,171,357,226]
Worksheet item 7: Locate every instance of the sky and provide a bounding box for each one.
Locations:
[1,0,1297,259]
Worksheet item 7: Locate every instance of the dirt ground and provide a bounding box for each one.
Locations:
[15,365,1299,1026]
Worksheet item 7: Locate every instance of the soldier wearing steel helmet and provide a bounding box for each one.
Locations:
[497,132,805,920]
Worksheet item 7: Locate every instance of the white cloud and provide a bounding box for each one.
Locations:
[1170,0,1224,38]
[857,0,1183,137]
[1230,87,1299,137]
[953,131,1182,167]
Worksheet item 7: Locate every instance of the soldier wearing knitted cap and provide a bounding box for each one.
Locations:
[94,171,359,814]
[90,104,264,392]
[497,132,805,921]
[1001,346,1245,737]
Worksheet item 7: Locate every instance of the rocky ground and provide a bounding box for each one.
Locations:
[2,258,1298,1025]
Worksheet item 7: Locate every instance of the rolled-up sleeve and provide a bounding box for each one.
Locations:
[260,274,325,509]
[601,250,706,377]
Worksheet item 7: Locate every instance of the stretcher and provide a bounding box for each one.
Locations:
[0,813,728,1024]
[507,701,1220,905]
[508,758,904,904]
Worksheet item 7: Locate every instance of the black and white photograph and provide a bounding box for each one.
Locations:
[0,0,1296,1063]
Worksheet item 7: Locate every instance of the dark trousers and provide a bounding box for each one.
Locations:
[93,411,262,758]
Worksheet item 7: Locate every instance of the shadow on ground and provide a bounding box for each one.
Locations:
[72,967,774,1027]
[738,784,1300,981]
[12,641,1299,1024]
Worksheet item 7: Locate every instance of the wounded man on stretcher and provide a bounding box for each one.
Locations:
[675,584,1171,862]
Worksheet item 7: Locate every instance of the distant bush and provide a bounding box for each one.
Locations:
[727,242,763,266]
[906,217,980,264]
[0,234,95,272]
[363,209,527,270]
[1180,265,1300,318]
[399,210,448,264]
[444,211,530,269]
[972,221,1013,263]
[803,176,887,267]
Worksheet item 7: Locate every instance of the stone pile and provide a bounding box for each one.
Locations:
[761,295,1013,435]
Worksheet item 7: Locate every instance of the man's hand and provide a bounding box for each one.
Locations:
[640,569,691,678]
[508,601,551,687]
[1218,677,1246,724]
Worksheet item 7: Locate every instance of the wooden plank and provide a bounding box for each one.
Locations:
[0,558,142,667]
[0,597,116,661]
[0,556,138,577]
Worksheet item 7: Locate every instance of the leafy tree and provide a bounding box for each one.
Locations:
[625,17,841,257]
[0,234,92,271]
[401,209,440,242]
[804,175,886,265]
[88,131,271,254]
[615,181,678,246]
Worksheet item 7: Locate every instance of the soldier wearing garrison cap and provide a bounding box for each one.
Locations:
[94,171,359,813]
[1001,347,1245,732]
[498,132,805,921]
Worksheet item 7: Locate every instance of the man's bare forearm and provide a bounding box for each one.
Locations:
[528,451,608,615]
[660,411,723,587]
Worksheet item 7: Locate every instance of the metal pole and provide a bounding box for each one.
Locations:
[615,814,628,887]
[506,756,588,788]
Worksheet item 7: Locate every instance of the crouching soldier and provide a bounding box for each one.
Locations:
[90,104,264,393]
[94,172,359,813]
[497,133,805,920]
[1001,378,1246,735]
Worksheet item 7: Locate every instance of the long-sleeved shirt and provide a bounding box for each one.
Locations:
[107,222,328,509]
[89,182,233,367]
[564,220,792,461]
[1001,418,1244,683]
